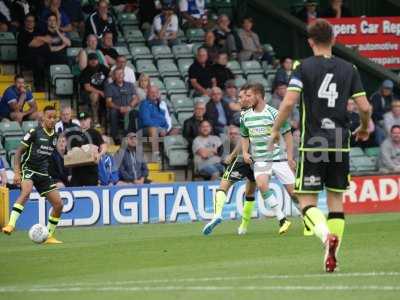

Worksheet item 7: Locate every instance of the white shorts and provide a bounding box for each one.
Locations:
[253,161,295,185]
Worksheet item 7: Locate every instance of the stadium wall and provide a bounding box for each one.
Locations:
[5,175,400,230]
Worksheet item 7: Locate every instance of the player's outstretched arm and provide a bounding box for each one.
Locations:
[270,91,300,144]
[13,145,27,185]
[353,95,372,141]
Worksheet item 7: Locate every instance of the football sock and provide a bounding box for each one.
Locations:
[47,216,60,237]
[240,196,255,228]
[303,206,330,243]
[214,189,227,218]
[261,190,285,222]
[8,203,24,227]
[327,212,345,240]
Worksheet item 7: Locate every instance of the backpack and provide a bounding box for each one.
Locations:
[98,154,119,186]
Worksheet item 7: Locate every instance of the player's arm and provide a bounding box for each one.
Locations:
[225,139,241,164]
[241,137,252,164]
[353,95,372,141]
[282,130,295,171]
[13,144,28,185]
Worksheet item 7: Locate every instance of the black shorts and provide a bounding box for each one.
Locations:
[22,169,57,196]
[295,151,350,193]
[222,159,255,182]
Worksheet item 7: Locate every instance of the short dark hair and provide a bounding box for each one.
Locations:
[200,119,211,127]
[241,17,253,25]
[14,74,24,81]
[25,13,35,21]
[197,46,208,54]
[47,13,58,20]
[240,83,251,92]
[249,83,265,99]
[391,125,400,132]
[103,31,113,37]
[43,105,56,113]
[307,19,334,46]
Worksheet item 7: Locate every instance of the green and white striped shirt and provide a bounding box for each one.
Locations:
[240,105,291,161]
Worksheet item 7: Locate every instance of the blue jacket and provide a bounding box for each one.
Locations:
[118,148,149,182]
[138,98,168,130]
[98,154,119,186]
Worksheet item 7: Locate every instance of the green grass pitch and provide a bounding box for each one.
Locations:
[0,213,399,300]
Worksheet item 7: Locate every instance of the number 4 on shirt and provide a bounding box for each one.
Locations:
[318,73,338,108]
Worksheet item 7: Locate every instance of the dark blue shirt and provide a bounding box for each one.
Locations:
[0,85,34,118]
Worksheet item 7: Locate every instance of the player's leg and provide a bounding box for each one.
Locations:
[44,190,64,244]
[326,191,345,250]
[238,180,256,235]
[202,179,232,235]
[2,178,33,234]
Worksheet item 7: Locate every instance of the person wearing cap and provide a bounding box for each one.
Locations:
[295,0,320,24]
[69,111,107,187]
[370,79,396,124]
[148,3,180,47]
[212,52,235,90]
[105,67,139,145]
[223,80,241,126]
[80,52,110,126]
[115,132,149,185]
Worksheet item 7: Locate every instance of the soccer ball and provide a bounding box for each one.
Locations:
[28,224,49,244]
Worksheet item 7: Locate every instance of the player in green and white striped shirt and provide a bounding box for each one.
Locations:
[241,83,295,234]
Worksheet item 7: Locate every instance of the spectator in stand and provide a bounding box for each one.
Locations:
[213,14,237,57]
[370,79,396,144]
[347,98,376,148]
[179,0,207,29]
[205,87,233,134]
[116,132,149,185]
[100,31,119,67]
[202,30,219,64]
[295,0,320,24]
[105,67,139,145]
[17,14,47,91]
[379,125,400,173]
[70,111,107,186]
[0,0,29,31]
[138,0,161,30]
[138,85,169,161]
[212,52,234,90]
[40,0,72,32]
[274,57,293,89]
[110,55,136,84]
[31,13,70,65]
[55,105,80,134]
[321,0,352,18]
[0,74,39,123]
[183,100,207,151]
[237,17,272,63]
[223,80,241,126]
[85,0,118,42]
[269,82,299,129]
[62,0,84,33]
[148,3,180,47]
[0,156,7,186]
[49,134,69,188]
[80,52,110,127]
[77,34,107,71]
[135,73,150,100]
[192,120,224,180]
[189,47,216,96]
[384,99,400,135]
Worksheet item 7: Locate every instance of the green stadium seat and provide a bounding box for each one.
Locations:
[114,46,132,60]
[241,60,263,76]
[163,135,189,154]
[171,114,180,127]
[157,60,180,78]
[365,147,380,157]
[4,136,21,152]
[0,32,17,62]
[350,147,365,157]
[150,78,166,94]
[234,76,246,88]
[168,149,190,167]
[21,121,38,133]
[69,31,82,47]
[186,28,205,43]
[351,156,377,172]
[177,58,194,77]
[193,96,210,104]
[170,95,194,110]
[66,47,81,58]
[177,111,193,125]
[227,60,243,76]
[0,121,23,137]
[151,45,174,60]
[136,60,159,77]
[118,13,139,25]
[164,78,187,95]
[191,43,202,55]
[49,65,74,96]
[123,29,145,43]
[129,45,153,61]
[172,44,194,59]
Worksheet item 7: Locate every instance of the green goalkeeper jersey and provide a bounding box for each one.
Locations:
[240,104,291,162]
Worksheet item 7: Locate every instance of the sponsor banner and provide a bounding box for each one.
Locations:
[344,174,400,214]
[9,180,313,230]
[325,17,400,68]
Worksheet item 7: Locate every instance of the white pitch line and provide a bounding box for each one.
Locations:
[0,272,399,291]
[1,285,400,293]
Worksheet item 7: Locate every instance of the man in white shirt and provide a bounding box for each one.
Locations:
[148,3,180,47]
[110,55,136,84]
[179,0,207,29]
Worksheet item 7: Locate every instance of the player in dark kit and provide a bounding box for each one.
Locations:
[270,19,371,272]
[2,106,64,244]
